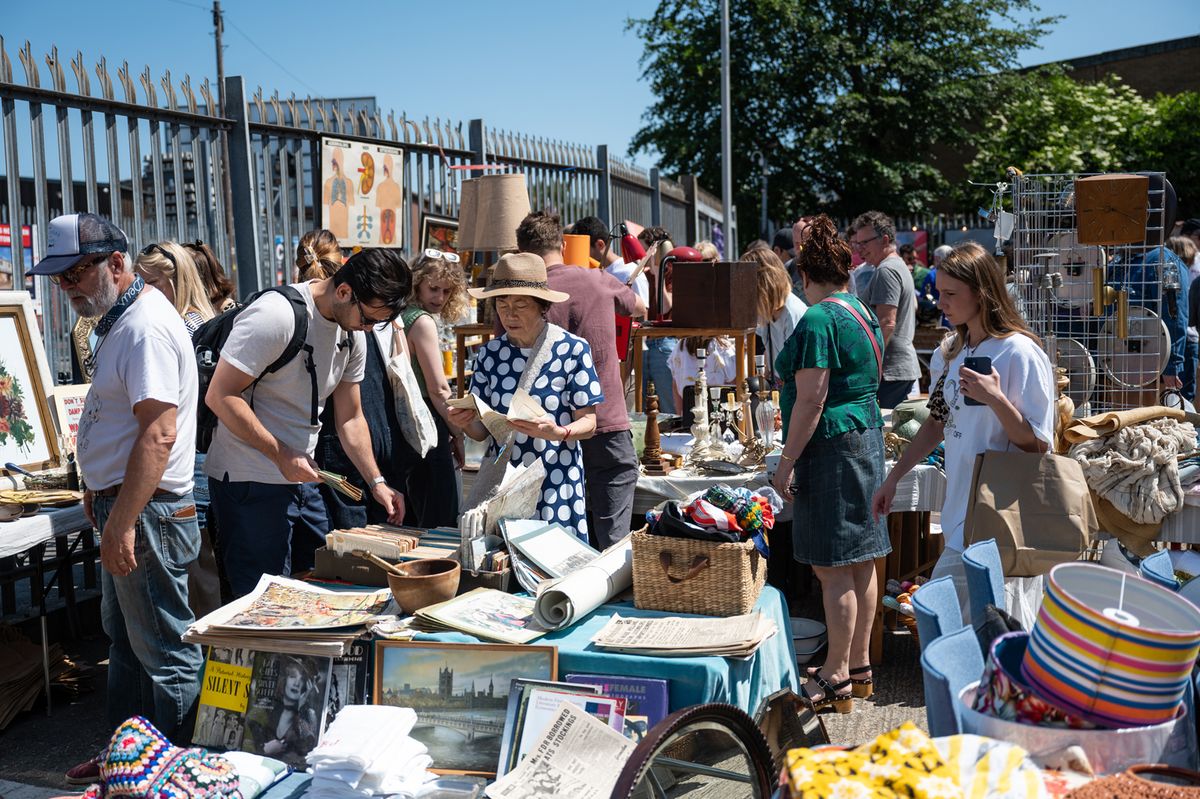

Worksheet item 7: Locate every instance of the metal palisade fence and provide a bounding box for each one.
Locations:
[0,38,732,383]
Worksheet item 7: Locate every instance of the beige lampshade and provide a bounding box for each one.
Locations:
[474,173,531,252]
[457,178,479,252]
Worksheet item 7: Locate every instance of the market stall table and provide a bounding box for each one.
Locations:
[0,503,96,714]
[631,325,757,412]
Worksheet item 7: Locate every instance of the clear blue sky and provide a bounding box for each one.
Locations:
[4,0,1198,170]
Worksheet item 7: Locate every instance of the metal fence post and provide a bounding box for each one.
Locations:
[649,167,662,228]
[596,144,612,229]
[469,118,486,168]
[224,75,262,297]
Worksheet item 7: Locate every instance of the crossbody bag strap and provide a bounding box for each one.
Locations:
[821,295,883,381]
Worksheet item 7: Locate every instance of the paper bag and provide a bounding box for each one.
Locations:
[963,450,1098,577]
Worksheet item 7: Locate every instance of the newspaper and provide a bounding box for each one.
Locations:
[591,611,776,658]
[190,575,396,632]
[485,702,634,799]
[532,537,633,630]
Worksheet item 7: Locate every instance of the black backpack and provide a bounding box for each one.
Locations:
[193,285,317,454]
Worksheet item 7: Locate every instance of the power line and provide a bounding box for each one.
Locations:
[164,0,209,10]
[226,18,322,97]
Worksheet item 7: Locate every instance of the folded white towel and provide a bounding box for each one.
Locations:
[307,705,418,773]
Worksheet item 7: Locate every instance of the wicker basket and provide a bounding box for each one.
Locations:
[631,530,767,616]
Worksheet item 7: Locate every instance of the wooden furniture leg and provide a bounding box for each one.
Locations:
[633,335,645,412]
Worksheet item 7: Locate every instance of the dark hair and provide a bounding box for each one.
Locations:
[771,227,794,253]
[516,211,564,256]
[333,248,411,318]
[898,243,915,258]
[184,240,236,307]
[796,215,852,286]
[570,216,609,246]
[637,226,671,248]
[851,210,896,243]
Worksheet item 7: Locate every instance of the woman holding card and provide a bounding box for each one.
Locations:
[448,253,603,541]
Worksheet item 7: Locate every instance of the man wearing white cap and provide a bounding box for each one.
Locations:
[31,213,203,781]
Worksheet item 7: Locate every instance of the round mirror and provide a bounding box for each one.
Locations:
[611,703,775,799]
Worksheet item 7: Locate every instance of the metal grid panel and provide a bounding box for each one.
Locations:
[1012,172,1171,414]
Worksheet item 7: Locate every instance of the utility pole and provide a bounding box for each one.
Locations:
[719,0,734,259]
[213,0,236,268]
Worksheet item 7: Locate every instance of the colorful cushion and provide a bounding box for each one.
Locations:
[80,716,241,798]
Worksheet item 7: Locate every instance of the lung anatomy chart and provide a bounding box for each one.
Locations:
[320,137,404,249]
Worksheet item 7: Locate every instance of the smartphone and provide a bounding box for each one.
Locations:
[962,356,992,406]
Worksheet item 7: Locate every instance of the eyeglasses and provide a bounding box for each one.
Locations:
[50,253,109,286]
[423,248,461,264]
[352,294,395,331]
[140,243,178,270]
[850,233,881,250]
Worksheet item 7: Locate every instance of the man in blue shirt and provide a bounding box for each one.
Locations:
[1123,245,1190,390]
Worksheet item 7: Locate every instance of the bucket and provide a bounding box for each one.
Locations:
[789,618,826,665]
[1020,562,1200,728]
[959,682,1197,774]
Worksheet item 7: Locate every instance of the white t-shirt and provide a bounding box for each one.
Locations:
[668,339,738,397]
[930,333,1055,552]
[757,293,807,378]
[605,258,649,304]
[77,289,198,494]
[205,281,366,484]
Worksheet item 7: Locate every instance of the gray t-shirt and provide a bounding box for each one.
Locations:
[863,254,920,381]
[205,281,366,484]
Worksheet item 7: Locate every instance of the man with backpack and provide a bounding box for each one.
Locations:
[203,248,411,597]
[31,213,202,782]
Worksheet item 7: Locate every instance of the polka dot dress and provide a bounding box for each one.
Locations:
[469,331,604,540]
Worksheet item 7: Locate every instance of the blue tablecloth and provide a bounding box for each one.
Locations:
[415,584,800,717]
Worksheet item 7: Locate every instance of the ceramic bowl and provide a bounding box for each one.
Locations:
[790,617,827,664]
[386,558,462,613]
[0,502,23,522]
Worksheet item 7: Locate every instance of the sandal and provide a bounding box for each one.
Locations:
[849,665,873,699]
[802,672,853,714]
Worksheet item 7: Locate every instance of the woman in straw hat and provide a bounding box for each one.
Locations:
[448,252,603,541]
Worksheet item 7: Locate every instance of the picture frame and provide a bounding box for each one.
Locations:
[50,383,90,454]
[319,136,404,249]
[0,291,59,472]
[373,641,557,776]
[420,214,459,255]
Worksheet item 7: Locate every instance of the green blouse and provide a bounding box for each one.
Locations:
[773,292,884,441]
[400,305,432,397]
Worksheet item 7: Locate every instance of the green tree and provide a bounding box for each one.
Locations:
[1136,91,1200,218]
[965,74,1156,207]
[627,0,1056,238]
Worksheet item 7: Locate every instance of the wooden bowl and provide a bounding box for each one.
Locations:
[386,558,462,613]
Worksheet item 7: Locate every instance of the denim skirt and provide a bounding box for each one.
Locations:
[790,426,891,567]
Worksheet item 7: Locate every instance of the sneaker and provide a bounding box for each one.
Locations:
[64,756,101,786]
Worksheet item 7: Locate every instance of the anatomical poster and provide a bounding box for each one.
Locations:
[320,137,404,249]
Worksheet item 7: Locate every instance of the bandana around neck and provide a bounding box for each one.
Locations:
[95,275,145,336]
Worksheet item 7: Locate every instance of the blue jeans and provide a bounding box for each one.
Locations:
[642,337,678,415]
[95,490,203,739]
[1184,336,1198,402]
[209,476,328,598]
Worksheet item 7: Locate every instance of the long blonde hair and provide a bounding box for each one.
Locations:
[136,240,216,321]
[740,247,792,322]
[410,252,469,322]
[939,240,1039,360]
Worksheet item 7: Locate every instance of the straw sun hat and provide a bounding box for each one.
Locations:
[467,252,569,303]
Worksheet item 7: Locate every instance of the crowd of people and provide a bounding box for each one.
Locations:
[29,199,1198,779]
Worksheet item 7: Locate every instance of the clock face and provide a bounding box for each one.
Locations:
[1075,175,1148,246]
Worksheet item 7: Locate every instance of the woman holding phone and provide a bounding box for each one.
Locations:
[871,241,1055,610]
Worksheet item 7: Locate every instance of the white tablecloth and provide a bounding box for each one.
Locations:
[0,504,90,559]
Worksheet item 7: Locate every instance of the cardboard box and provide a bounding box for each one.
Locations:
[670,260,758,329]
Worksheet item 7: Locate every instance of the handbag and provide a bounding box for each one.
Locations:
[385,324,438,457]
[963,449,1098,577]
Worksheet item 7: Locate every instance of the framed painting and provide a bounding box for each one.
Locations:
[373,641,557,776]
[421,214,459,255]
[0,291,58,472]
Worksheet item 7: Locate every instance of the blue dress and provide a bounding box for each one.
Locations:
[469,330,604,540]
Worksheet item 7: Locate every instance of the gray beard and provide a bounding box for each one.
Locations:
[70,269,119,318]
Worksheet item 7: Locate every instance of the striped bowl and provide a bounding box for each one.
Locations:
[1021,562,1200,729]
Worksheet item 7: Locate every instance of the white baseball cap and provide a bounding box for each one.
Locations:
[29,212,129,276]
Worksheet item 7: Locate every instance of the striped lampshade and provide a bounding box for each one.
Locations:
[1021,562,1200,729]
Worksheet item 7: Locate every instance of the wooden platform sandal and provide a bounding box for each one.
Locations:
[805,665,873,699]
[802,672,853,714]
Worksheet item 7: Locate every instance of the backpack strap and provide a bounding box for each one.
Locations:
[249,285,318,426]
[821,295,883,381]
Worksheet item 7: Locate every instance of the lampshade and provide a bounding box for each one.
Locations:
[563,234,591,267]
[474,173,531,252]
[457,178,479,252]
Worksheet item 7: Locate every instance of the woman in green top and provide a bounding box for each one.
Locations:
[401,250,469,527]
[771,215,890,715]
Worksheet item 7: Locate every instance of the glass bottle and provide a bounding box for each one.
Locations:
[756,390,777,449]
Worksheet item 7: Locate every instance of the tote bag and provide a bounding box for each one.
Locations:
[963,450,1098,577]
[386,324,438,457]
